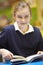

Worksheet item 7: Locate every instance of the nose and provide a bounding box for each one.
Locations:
[22,18,25,22]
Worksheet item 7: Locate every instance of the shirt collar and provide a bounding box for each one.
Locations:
[14,22,34,34]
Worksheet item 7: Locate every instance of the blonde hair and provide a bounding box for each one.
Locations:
[11,0,31,22]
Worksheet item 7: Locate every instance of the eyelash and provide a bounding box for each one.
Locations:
[25,16,29,18]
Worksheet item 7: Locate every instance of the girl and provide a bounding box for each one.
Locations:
[0,1,43,61]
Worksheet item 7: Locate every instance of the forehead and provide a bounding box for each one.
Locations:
[16,7,30,15]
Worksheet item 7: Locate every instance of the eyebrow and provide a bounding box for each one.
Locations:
[17,15,29,18]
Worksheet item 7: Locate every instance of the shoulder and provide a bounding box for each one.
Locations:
[33,27,40,33]
[4,25,14,30]
[33,27,42,36]
[3,25,15,32]
[0,25,15,34]
[0,25,15,37]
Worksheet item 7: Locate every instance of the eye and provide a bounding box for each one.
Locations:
[18,15,22,19]
[25,15,29,18]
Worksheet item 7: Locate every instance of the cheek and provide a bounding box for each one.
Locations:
[17,18,21,22]
[15,17,19,21]
[28,17,31,22]
[25,18,30,23]
[16,18,21,24]
[28,19,30,23]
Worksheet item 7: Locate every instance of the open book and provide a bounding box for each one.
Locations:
[10,54,43,64]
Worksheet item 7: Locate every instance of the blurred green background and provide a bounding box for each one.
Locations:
[0,0,43,37]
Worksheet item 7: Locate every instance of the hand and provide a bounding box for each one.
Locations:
[0,49,14,61]
[37,51,43,54]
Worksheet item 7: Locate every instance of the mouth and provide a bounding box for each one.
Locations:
[20,23,27,25]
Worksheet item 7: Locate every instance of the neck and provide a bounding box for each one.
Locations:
[18,24,29,33]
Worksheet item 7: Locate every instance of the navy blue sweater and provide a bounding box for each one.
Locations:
[0,25,43,57]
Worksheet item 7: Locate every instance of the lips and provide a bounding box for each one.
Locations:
[20,23,27,25]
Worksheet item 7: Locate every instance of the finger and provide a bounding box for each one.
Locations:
[37,51,43,54]
[10,53,14,59]
[37,51,41,54]
[4,55,12,60]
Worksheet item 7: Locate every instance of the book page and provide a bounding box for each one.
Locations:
[13,55,25,59]
[26,54,43,62]
[10,54,43,63]
[10,55,26,63]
